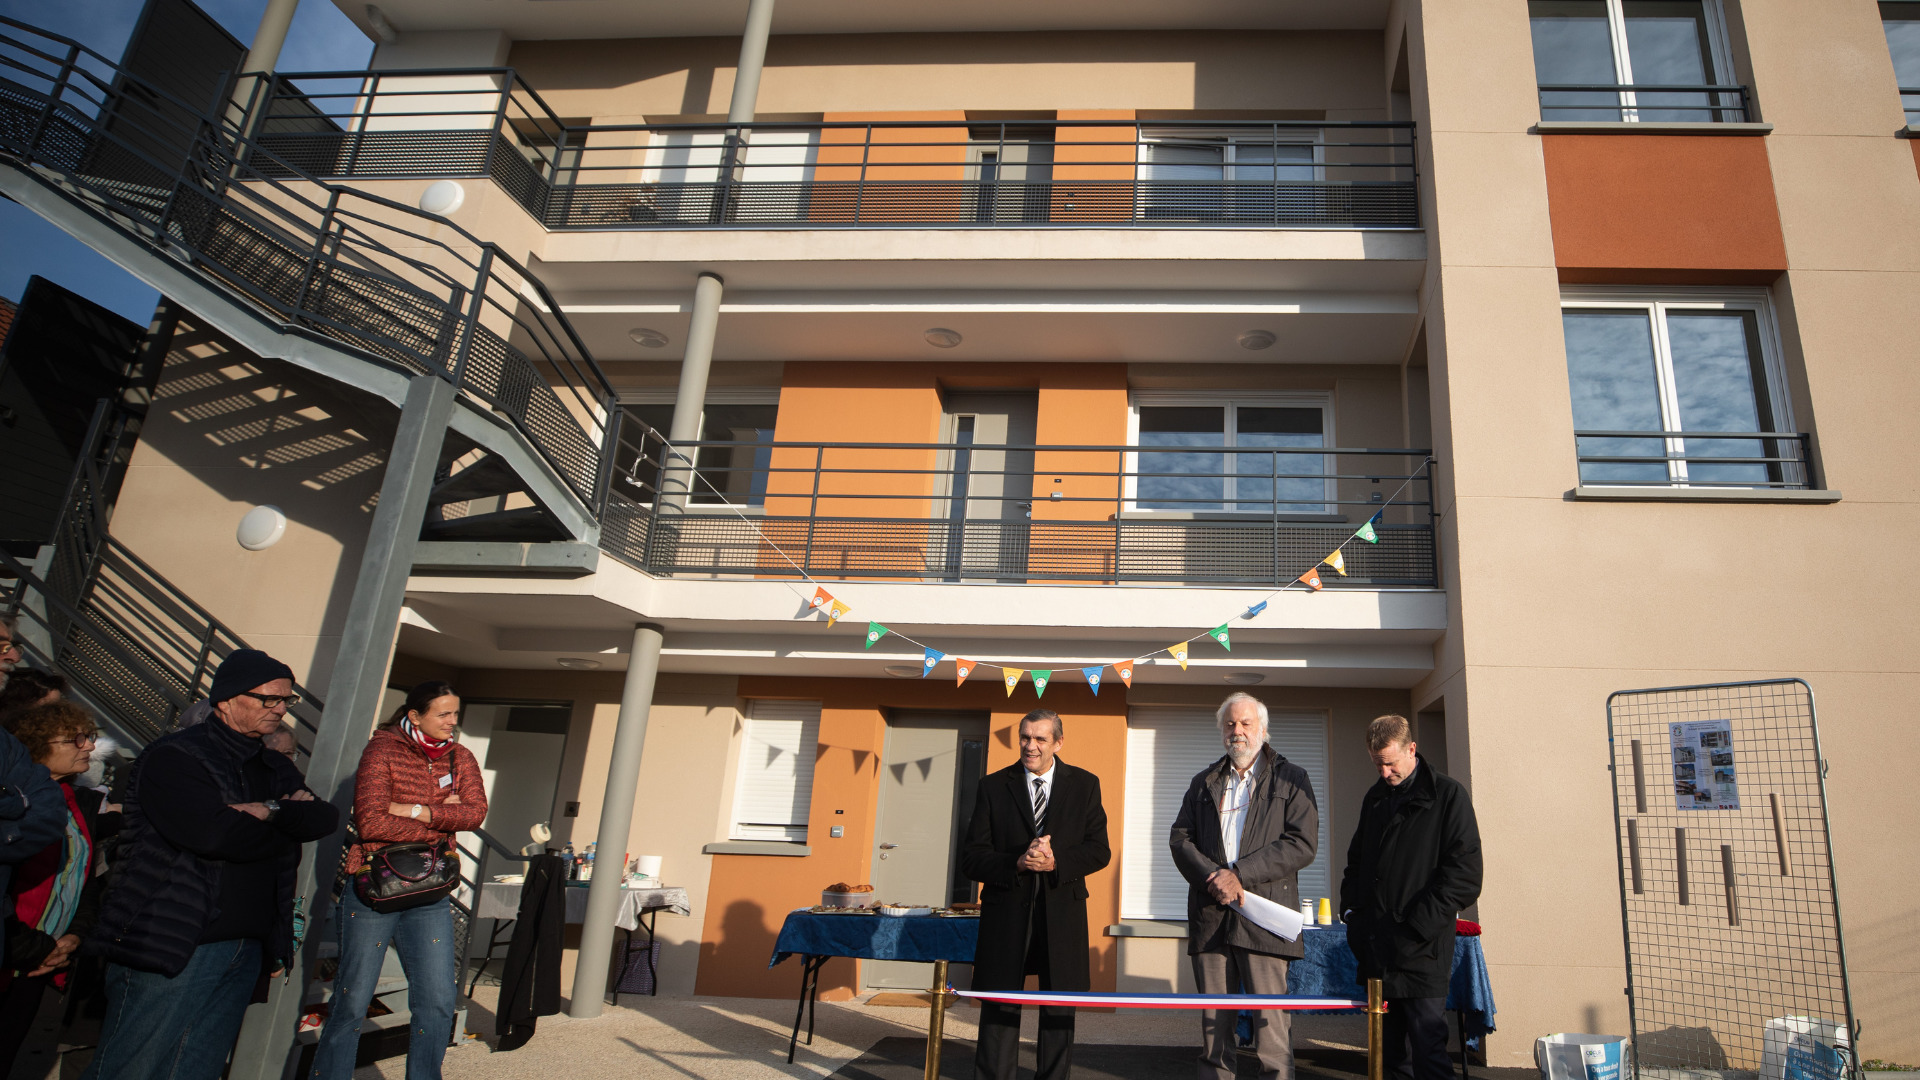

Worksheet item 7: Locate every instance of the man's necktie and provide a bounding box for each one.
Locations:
[1032,776,1048,835]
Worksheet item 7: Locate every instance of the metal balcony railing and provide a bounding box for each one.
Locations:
[1538,83,1753,123]
[246,68,1421,231]
[1902,87,1920,125]
[1574,430,1814,489]
[0,16,618,511]
[598,419,1437,587]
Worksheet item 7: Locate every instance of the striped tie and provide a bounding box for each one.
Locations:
[1032,776,1048,835]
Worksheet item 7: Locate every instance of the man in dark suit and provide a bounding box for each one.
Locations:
[1340,714,1482,1080]
[960,709,1110,1080]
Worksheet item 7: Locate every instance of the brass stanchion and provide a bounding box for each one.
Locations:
[1367,978,1385,1080]
[924,959,950,1080]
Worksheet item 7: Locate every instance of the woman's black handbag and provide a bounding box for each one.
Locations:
[351,755,461,914]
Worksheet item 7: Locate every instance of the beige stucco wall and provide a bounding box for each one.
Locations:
[1406,0,1920,1062]
[507,31,1389,121]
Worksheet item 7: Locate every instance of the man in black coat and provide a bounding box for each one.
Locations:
[1339,714,1482,1080]
[1170,693,1319,1080]
[960,709,1110,1080]
[82,650,337,1080]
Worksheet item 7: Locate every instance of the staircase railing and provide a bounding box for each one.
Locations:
[0,14,619,514]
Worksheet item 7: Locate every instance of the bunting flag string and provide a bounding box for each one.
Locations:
[661,434,1428,697]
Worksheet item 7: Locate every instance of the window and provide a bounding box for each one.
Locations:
[1884,2,1920,123]
[1561,290,1800,488]
[642,129,819,223]
[728,700,821,843]
[969,126,1054,224]
[1138,128,1317,222]
[1129,395,1331,514]
[1530,1,1738,122]
[616,395,778,506]
[1121,706,1331,921]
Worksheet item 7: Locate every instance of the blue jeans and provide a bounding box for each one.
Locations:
[80,938,263,1080]
[310,889,457,1080]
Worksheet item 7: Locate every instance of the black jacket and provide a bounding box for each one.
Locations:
[1337,756,1482,998]
[84,722,336,979]
[5,783,110,973]
[1170,745,1319,959]
[497,853,565,1052]
[959,759,1110,992]
[0,729,68,920]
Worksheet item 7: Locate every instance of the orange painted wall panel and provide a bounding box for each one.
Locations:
[1541,134,1788,284]
[813,110,970,223]
[1052,109,1137,223]
[1031,368,1130,580]
[695,677,1128,1000]
[1911,138,1920,182]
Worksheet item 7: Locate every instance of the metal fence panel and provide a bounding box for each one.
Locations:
[1606,680,1857,1080]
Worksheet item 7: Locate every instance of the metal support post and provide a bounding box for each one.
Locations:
[569,623,667,1017]
[1367,977,1385,1080]
[923,959,950,1080]
[226,373,457,1080]
[661,272,724,509]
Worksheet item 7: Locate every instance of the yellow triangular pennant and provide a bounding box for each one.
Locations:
[1002,668,1025,697]
[1324,549,1346,576]
[1171,642,1189,670]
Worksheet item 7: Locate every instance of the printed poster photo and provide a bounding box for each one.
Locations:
[1670,718,1740,811]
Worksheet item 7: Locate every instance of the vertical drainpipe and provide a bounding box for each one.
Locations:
[566,0,777,1020]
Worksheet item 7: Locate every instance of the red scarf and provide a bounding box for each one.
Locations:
[8,781,90,989]
[401,717,453,761]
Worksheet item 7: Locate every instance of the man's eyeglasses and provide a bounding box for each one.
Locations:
[239,691,301,708]
[0,639,19,656]
[51,733,99,748]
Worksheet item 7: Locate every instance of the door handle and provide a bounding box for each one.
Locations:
[878,843,898,849]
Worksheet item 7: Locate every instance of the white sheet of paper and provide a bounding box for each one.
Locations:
[1233,891,1306,942]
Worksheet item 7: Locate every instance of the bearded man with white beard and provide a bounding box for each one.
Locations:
[1168,692,1321,1080]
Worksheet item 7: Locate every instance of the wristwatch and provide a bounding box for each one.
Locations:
[263,799,281,822]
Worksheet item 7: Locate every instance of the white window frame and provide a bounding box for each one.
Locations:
[1543,0,1737,122]
[1124,390,1335,515]
[1135,126,1324,181]
[727,699,821,844]
[1560,286,1793,488]
[1120,705,1332,922]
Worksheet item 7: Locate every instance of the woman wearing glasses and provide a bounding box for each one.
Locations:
[0,702,111,1072]
[311,681,486,1080]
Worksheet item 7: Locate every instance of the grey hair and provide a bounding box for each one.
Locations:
[1216,692,1269,736]
[1019,709,1063,741]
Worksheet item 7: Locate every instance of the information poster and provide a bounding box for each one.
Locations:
[1670,719,1740,811]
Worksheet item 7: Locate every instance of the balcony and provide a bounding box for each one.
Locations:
[588,424,1437,587]
[1537,83,1754,124]
[246,69,1420,232]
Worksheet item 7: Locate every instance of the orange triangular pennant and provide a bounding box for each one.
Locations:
[955,658,975,686]
[1114,661,1134,689]
[1298,566,1324,591]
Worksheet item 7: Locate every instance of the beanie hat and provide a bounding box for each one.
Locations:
[208,649,296,704]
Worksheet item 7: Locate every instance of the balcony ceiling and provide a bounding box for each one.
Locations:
[340,0,1390,42]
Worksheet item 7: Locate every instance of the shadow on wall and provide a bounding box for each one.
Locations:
[703,898,856,1002]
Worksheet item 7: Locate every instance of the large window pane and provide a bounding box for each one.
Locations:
[1142,142,1225,220]
[1665,311,1770,486]
[1623,1,1717,121]
[1885,3,1920,122]
[1138,406,1226,510]
[1233,407,1327,513]
[1564,310,1669,484]
[1532,1,1623,120]
[695,403,778,505]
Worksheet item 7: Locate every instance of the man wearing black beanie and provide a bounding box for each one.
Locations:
[82,650,339,1080]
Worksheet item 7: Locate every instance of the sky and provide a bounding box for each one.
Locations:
[0,0,374,321]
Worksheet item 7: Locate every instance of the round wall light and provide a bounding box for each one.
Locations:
[884,664,922,678]
[418,180,466,216]
[1237,330,1277,351]
[236,505,287,550]
[924,328,963,349]
[627,328,669,348]
[1224,672,1267,685]
[556,657,602,670]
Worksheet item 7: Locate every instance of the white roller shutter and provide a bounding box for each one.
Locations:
[1121,706,1332,920]
[729,700,821,842]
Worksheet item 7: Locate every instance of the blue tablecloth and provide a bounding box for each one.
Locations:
[768,913,1495,1045]
[770,911,979,968]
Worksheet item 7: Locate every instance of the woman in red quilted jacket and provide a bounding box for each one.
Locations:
[311,682,486,1080]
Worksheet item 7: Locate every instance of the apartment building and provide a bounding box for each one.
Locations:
[1,0,1915,1071]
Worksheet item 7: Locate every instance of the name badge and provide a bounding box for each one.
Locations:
[438,772,453,788]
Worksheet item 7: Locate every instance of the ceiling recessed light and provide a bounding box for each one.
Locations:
[1237,330,1276,351]
[627,328,669,348]
[556,657,602,670]
[924,328,962,348]
[884,664,922,678]
[1224,672,1266,685]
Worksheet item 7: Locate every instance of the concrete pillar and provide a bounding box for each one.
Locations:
[660,271,724,507]
[226,373,457,1080]
[568,623,667,1017]
[728,0,776,124]
[241,0,302,74]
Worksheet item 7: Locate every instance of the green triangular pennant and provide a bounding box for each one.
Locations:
[1032,670,1052,697]
[863,622,889,649]
[1355,519,1379,543]
[1208,624,1231,651]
